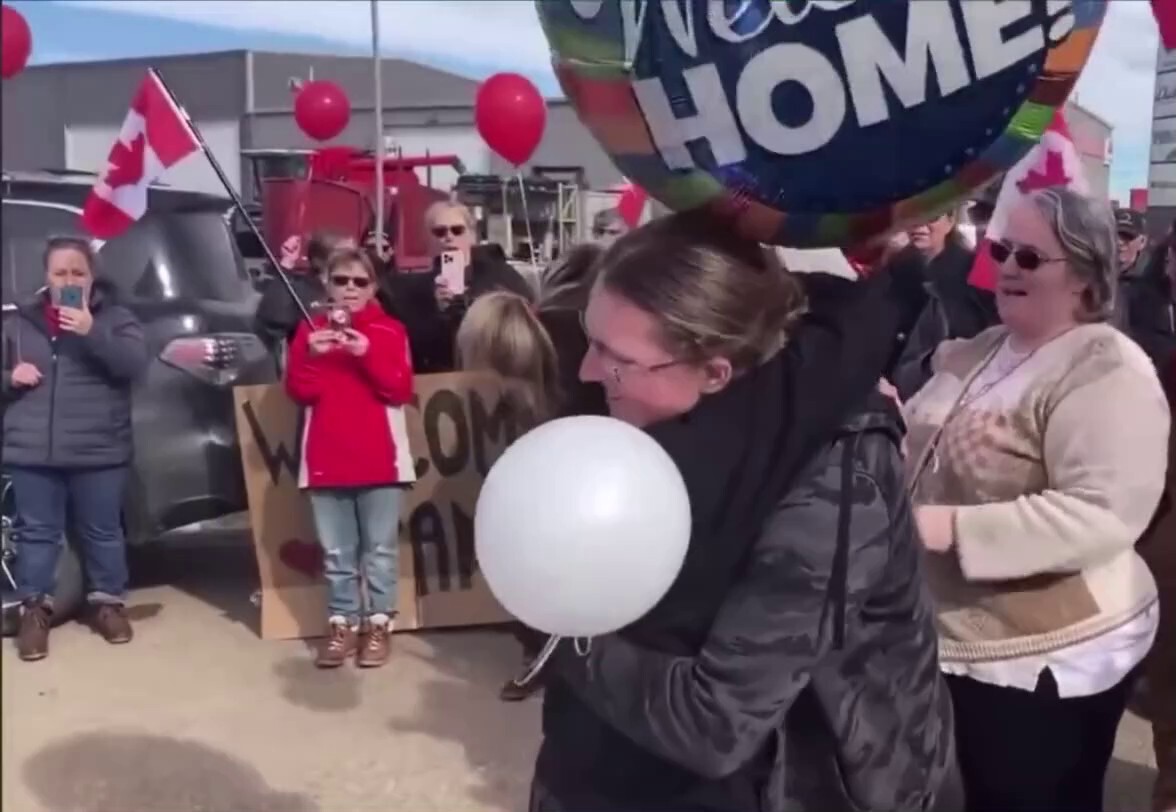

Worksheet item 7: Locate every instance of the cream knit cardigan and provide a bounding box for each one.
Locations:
[904,323,1170,663]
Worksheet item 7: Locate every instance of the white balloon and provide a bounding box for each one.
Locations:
[475,415,692,637]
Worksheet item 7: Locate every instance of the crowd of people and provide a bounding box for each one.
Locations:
[2,181,1175,812]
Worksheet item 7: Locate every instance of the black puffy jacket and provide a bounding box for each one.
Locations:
[537,394,956,812]
[2,282,149,468]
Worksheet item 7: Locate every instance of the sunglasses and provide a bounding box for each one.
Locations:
[329,274,371,289]
[1117,231,1138,243]
[430,224,467,239]
[987,240,1064,272]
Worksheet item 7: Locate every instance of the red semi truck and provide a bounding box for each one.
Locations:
[241,146,465,272]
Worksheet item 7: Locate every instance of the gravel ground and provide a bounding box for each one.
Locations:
[0,542,1160,812]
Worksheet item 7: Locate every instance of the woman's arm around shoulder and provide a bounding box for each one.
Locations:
[357,314,414,406]
[952,334,1171,580]
[554,433,896,778]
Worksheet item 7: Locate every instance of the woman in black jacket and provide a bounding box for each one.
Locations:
[1,237,149,661]
[460,214,956,810]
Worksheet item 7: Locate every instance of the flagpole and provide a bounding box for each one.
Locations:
[149,67,312,324]
[371,0,385,251]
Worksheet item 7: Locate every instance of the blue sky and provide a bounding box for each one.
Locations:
[10,0,1159,200]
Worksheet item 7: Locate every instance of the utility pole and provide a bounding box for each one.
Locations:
[371,0,384,248]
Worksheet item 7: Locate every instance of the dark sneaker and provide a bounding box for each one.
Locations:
[357,619,392,668]
[91,604,133,644]
[315,622,358,669]
[17,603,51,662]
[499,668,543,702]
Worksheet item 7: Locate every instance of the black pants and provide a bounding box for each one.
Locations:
[947,668,1135,812]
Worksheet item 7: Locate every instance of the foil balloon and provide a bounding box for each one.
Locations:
[537,0,1107,247]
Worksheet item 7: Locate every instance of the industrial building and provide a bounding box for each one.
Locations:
[2,48,1113,215]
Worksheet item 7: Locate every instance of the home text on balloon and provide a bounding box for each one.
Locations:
[404,380,535,597]
[595,0,1076,166]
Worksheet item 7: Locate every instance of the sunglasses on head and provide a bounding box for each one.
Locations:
[987,240,1064,272]
[329,274,371,289]
[430,224,467,238]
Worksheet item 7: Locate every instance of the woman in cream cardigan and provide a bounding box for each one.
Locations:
[904,187,1170,812]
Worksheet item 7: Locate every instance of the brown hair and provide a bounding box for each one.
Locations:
[324,247,377,281]
[539,242,604,312]
[43,236,96,272]
[596,211,807,372]
[456,292,561,422]
[307,231,352,276]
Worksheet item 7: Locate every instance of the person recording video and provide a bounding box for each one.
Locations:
[382,201,533,373]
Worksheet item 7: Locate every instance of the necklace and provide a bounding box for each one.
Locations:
[928,334,1053,475]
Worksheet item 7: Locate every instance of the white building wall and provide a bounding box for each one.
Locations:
[63,119,242,196]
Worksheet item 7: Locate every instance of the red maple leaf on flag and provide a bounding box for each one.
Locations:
[105,133,147,189]
[1016,149,1070,194]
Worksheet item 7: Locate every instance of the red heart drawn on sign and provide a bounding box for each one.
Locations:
[279,539,324,579]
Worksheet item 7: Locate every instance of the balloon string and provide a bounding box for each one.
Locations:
[507,634,593,689]
[515,171,540,275]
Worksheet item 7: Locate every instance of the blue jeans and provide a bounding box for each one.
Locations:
[308,486,402,623]
[8,465,130,608]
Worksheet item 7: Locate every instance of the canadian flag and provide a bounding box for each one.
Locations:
[82,70,200,238]
[968,112,1088,292]
[1153,0,1176,49]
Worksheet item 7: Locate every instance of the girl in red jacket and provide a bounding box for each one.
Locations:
[286,248,415,669]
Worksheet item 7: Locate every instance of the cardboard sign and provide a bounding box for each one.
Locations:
[233,373,534,640]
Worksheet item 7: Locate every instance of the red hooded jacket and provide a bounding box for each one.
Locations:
[285,302,416,489]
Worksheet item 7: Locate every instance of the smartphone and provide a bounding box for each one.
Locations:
[327,305,351,331]
[57,285,84,309]
[440,250,466,295]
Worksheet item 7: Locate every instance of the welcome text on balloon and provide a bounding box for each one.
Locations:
[593,0,1076,165]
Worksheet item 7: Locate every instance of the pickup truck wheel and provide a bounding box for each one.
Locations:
[1,539,85,637]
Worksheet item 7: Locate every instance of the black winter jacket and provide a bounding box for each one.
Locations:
[544,394,956,812]
[1124,246,1176,371]
[531,273,929,812]
[384,244,535,374]
[890,241,998,400]
[2,282,149,468]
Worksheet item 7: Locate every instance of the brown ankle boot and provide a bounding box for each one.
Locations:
[17,603,51,661]
[315,621,358,668]
[357,617,392,668]
[91,604,133,644]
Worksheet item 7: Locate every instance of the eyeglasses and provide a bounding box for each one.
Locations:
[987,240,1065,272]
[329,274,371,289]
[579,311,681,384]
[1117,231,1138,243]
[430,224,467,239]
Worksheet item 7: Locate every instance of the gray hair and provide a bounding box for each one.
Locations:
[1029,187,1117,322]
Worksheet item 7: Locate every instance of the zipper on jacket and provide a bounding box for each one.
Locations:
[47,337,59,462]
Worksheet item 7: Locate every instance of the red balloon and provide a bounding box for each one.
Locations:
[294,80,351,142]
[2,4,32,80]
[617,183,648,228]
[476,73,546,167]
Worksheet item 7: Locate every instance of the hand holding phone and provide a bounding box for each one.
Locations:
[440,250,466,296]
[327,306,352,332]
[57,284,85,309]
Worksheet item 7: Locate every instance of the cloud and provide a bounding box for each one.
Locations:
[55,0,554,79]
[1071,2,1159,198]
[54,0,1159,198]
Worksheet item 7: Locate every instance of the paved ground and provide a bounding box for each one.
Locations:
[0,538,1162,812]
